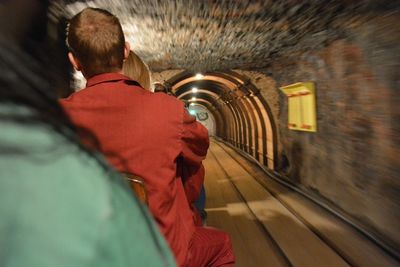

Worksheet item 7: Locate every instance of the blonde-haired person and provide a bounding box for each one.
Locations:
[123,51,207,225]
[123,50,152,91]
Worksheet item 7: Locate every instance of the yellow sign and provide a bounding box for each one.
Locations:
[280,82,317,132]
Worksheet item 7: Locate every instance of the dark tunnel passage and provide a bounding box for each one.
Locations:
[9,0,399,266]
[169,71,277,170]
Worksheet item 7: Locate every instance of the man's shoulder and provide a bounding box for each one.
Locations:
[150,92,184,108]
[59,81,127,105]
[59,86,92,104]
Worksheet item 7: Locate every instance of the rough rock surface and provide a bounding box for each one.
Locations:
[151,69,183,85]
[50,0,396,72]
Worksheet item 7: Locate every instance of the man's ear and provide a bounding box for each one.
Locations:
[68,52,82,71]
[124,42,130,60]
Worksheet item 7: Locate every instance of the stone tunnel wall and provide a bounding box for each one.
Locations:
[151,69,184,87]
[259,12,400,249]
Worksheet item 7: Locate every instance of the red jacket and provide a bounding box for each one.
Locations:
[179,160,205,226]
[60,73,209,266]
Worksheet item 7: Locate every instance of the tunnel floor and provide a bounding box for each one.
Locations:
[204,139,398,267]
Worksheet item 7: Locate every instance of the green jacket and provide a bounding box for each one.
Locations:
[0,104,176,267]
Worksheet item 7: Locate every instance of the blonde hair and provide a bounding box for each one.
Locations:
[123,50,151,91]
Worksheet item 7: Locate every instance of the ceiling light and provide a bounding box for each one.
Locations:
[195,73,204,79]
[192,87,198,93]
[191,97,197,101]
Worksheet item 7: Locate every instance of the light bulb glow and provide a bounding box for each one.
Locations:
[192,87,198,93]
[195,73,204,79]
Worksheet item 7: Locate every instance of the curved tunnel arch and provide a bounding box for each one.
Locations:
[166,70,278,170]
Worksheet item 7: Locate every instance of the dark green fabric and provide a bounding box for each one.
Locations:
[0,105,176,267]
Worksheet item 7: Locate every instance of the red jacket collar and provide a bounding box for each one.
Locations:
[86,73,131,87]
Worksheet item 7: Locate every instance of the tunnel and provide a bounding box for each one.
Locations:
[30,0,400,266]
[170,70,277,169]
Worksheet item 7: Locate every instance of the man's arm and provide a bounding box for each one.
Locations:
[181,109,209,165]
[180,109,209,202]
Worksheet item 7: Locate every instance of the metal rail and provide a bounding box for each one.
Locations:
[212,140,355,266]
[208,146,293,267]
[214,137,400,262]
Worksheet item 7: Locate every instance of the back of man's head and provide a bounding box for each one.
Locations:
[67,8,125,78]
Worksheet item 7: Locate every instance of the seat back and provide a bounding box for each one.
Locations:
[123,173,148,205]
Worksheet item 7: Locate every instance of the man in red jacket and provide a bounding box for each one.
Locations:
[60,7,234,267]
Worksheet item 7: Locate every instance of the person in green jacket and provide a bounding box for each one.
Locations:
[0,1,176,266]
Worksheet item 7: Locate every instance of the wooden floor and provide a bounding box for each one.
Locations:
[204,139,399,267]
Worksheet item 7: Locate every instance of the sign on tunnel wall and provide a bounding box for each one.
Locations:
[188,105,216,136]
[280,82,317,132]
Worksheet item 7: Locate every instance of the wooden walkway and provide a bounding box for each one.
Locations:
[204,139,398,267]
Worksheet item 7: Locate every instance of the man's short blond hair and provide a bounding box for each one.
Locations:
[67,8,125,77]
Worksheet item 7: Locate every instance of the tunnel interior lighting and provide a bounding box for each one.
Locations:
[195,73,204,79]
[190,103,195,106]
[192,87,198,93]
[191,97,197,101]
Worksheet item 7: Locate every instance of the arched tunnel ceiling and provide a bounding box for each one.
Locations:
[169,68,274,119]
[176,80,228,96]
[50,0,395,72]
